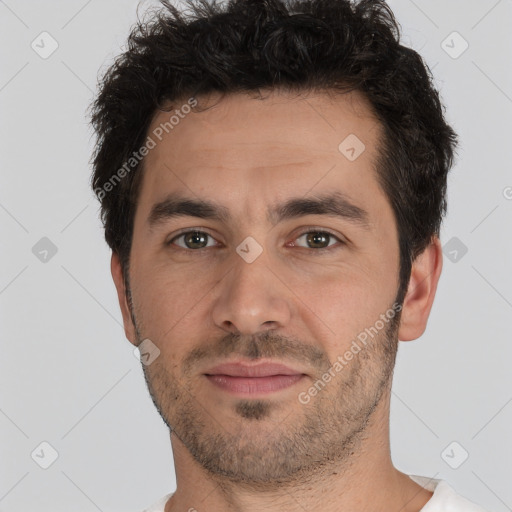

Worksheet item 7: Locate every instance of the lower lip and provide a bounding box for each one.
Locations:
[205,374,304,395]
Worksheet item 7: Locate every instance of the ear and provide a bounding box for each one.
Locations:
[398,236,443,342]
[111,252,137,345]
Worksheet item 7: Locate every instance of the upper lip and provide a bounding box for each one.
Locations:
[204,361,304,377]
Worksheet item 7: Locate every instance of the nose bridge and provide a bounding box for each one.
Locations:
[211,243,291,335]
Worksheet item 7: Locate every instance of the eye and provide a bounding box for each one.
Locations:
[168,230,218,250]
[166,228,345,252]
[291,230,344,250]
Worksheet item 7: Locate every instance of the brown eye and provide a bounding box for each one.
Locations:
[306,232,330,249]
[293,230,343,250]
[169,231,216,250]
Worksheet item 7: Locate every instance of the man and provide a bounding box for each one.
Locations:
[89,0,489,510]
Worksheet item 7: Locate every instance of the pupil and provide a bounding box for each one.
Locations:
[186,231,207,248]
[307,232,328,248]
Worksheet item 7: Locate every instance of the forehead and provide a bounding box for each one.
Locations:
[137,89,384,219]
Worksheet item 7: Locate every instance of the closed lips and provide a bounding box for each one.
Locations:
[204,362,303,377]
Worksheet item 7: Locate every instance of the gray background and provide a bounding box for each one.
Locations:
[1,0,511,510]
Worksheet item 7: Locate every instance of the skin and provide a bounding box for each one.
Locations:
[111,89,443,512]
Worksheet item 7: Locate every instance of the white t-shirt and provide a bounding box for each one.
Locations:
[143,474,490,512]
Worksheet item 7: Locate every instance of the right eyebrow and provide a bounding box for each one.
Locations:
[147,194,231,229]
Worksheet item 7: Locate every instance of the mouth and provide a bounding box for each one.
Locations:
[204,361,307,396]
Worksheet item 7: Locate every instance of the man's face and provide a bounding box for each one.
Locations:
[122,90,403,484]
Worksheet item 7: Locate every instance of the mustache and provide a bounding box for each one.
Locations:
[182,331,332,376]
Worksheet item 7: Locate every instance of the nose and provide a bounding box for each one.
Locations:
[211,252,292,336]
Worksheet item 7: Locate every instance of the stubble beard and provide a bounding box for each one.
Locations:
[134,309,400,490]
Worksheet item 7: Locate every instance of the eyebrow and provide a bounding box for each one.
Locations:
[147,191,371,230]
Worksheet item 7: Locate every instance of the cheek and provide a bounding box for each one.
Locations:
[131,262,210,346]
[293,255,397,343]
[299,274,380,339]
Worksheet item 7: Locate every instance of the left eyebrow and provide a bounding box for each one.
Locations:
[267,192,371,230]
[147,191,371,230]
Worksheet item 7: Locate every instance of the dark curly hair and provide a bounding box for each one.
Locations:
[89,0,457,303]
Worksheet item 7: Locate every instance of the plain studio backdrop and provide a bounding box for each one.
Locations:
[0,1,511,511]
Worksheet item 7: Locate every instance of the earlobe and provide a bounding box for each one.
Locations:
[397,236,443,342]
[111,252,137,345]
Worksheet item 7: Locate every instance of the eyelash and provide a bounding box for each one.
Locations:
[166,227,345,254]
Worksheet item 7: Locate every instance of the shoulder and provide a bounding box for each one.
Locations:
[141,492,174,512]
[410,475,491,512]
